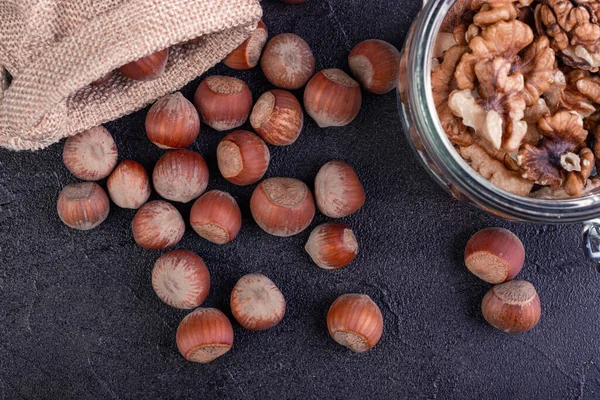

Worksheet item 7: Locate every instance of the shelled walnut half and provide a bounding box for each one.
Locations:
[517,111,593,192]
[536,0,600,72]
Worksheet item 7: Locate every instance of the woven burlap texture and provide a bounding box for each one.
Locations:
[0,0,262,151]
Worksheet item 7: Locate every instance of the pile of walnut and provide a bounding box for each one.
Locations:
[433,0,600,198]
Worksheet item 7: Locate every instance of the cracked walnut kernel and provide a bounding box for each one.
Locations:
[517,111,588,188]
[471,0,535,27]
[536,0,600,71]
[449,57,527,152]
[460,144,534,195]
[432,45,474,146]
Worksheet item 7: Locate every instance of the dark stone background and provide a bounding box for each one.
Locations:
[1,1,600,399]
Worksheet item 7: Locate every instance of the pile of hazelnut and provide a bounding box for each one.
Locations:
[55,2,403,362]
[465,228,541,333]
[431,0,600,198]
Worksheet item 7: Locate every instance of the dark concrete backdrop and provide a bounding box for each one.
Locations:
[2,1,600,399]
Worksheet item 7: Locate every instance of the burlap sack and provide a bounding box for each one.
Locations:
[0,0,263,151]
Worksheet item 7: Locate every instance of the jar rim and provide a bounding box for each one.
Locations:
[405,0,600,223]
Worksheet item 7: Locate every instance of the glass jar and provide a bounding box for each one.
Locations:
[398,0,600,259]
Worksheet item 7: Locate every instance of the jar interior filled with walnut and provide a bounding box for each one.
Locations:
[399,0,600,223]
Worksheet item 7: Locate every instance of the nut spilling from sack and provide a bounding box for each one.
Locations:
[432,0,600,198]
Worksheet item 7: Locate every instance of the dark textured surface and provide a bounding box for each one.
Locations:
[2,1,600,399]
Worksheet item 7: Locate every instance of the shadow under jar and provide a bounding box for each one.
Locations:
[398,0,600,260]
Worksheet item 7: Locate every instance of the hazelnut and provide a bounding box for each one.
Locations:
[152,150,209,203]
[132,200,185,250]
[176,308,234,363]
[217,130,270,186]
[152,250,210,309]
[190,190,242,245]
[326,294,383,353]
[250,177,315,237]
[119,48,169,81]
[145,92,200,149]
[314,161,365,218]
[464,228,525,284]
[305,223,358,270]
[261,33,315,89]
[91,71,113,86]
[304,69,362,127]
[57,182,110,230]
[348,39,401,94]
[106,160,151,209]
[230,273,286,330]
[193,76,253,131]
[250,90,303,146]
[223,21,268,70]
[62,126,118,181]
[481,280,541,333]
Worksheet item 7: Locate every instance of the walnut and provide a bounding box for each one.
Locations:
[440,0,475,43]
[449,57,527,152]
[536,0,600,72]
[593,124,600,167]
[471,0,534,27]
[523,98,549,145]
[544,69,597,117]
[434,33,462,58]
[455,20,534,90]
[564,147,595,195]
[537,109,588,144]
[432,45,474,146]
[512,36,556,107]
[570,69,600,103]
[459,144,534,195]
[435,0,475,58]
[477,137,522,170]
[530,177,600,197]
[517,111,588,189]
[465,24,482,43]
[441,0,474,34]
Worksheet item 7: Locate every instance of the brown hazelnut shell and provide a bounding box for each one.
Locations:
[62,126,118,181]
[305,223,358,270]
[304,69,362,127]
[223,21,268,70]
[152,250,211,310]
[193,76,253,131]
[132,200,185,250]
[230,273,286,330]
[152,150,209,203]
[217,130,270,186]
[250,90,304,146]
[190,190,242,245]
[57,182,110,230]
[176,308,234,363]
[464,228,525,284]
[145,92,200,149]
[348,39,401,94]
[326,294,383,352]
[107,160,151,209]
[261,33,315,89]
[250,177,316,237]
[481,280,541,333]
[314,161,365,218]
[120,48,169,81]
